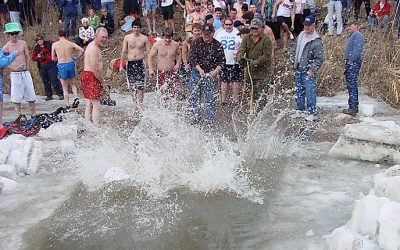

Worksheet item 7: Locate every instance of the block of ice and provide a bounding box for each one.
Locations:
[0,176,18,194]
[326,226,379,250]
[377,201,400,250]
[0,164,17,180]
[37,123,77,139]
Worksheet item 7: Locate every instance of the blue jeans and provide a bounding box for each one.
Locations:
[188,70,216,123]
[328,0,343,35]
[102,2,115,19]
[294,71,317,115]
[64,14,77,37]
[367,15,390,32]
[39,62,63,97]
[345,61,361,111]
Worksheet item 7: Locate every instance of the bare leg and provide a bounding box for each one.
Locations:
[151,11,156,32]
[91,100,101,125]
[14,103,22,116]
[164,20,169,29]
[137,89,144,110]
[60,79,70,106]
[0,101,3,127]
[169,19,175,33]
[28,101,36,116]
[221,82,228,104]
[69,79,79,98]
[146,15,152,32]
[84,99,92,122]
[282,23,289,49]
[232,82,241,103]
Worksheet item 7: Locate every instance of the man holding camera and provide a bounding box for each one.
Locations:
[32,34,64,101]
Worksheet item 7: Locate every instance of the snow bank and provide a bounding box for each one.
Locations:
[326,165,400,250]
[0,123,77,195]
[37,123,77,139]
[329,119,400,164]
[0,176,18,194]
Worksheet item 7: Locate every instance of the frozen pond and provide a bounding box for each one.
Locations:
[0,92,396,249]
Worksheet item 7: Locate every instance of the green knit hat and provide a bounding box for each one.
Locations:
[4,22,22,34]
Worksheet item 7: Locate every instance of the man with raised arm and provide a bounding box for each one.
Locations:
[120,19,152,111]
[148,28,182,99]
[3,22,36,118]
[51,29,84,108]
[81,27,108,125]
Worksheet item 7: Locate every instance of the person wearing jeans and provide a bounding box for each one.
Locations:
[343,20,363,116]
[367,0,391,32]
[32,35,63,101]
[354,0,371,20]
[291,16,324,121]
[188,23,225,124]
[328,0,343,36]
[63,0,79,37]
[101,0,115,19]
[188,71,217,123]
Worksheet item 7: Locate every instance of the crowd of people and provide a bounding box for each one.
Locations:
[0,0,399,128]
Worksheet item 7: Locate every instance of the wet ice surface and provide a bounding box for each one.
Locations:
[0,92,397,249]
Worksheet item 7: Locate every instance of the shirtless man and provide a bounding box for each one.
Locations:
[148,28,181,99]
[51,29,84,108]
[120,19,151,110]
[3,22,36,118]
[189,1,206,26]
[81,27,108,125]
[182,23,202,72]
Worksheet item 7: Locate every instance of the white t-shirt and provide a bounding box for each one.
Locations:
[161,0,173,7]
[295,0,306,14]
[214,29,242,65]
[277,0,294,17]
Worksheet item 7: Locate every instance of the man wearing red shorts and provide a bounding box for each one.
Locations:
[148,28,181,100]
[80,27,108,125]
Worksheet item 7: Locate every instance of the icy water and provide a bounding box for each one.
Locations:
[0,94,380,249]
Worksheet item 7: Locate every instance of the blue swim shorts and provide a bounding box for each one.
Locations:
[145,0,157,11]
[57,61,76,80]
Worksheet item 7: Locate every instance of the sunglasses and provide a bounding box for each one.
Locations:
[9,32,18,36]
[224,23,233,26]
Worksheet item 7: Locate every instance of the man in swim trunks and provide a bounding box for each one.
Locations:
[81,27,108,125]
[3,22,37,118]
[119,19,151,111]
[148,28,181,100]
[51,29,84,108]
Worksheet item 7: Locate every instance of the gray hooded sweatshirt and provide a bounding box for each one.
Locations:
[291,30,324,72]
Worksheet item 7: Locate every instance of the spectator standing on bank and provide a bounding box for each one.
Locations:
[62,0,79,37]
[101,0,114,19]
[343,20,363,116]
[327,0,343,36]
[291,16,324,121]
[32,34,64,101]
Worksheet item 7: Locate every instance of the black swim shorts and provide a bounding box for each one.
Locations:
[126,60,146,91]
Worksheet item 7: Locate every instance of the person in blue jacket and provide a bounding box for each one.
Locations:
[0,48,18,127]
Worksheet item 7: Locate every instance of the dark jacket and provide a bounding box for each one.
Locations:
[237,32,273,80]
[61,0,78,16]
[100,13,115,33]
[189,37,225,73]
[291,30,324,72]
[6,0,19,11]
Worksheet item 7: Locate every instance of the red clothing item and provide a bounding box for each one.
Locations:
[81,71,102,100]
[31,44,53,65]
[371,2,391,17]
